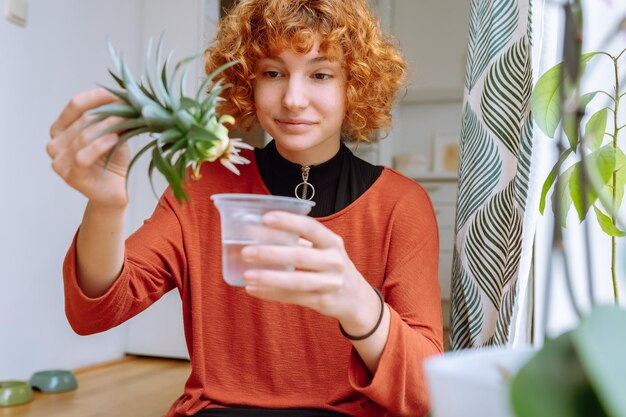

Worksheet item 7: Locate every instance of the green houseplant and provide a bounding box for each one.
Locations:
[510,2,626,416]
[87,35,252,204]
[424,2,626,416]
[532,48,626,303]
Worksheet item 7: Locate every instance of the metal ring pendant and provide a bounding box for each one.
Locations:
[294,181,315,201]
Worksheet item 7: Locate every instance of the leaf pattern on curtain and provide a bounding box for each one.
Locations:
[451,0,533,349]
[485,286,518,346]
[527,0,533,45]
[515,113,534,209]
[465,181,522,311]
[456,104,502,231]
[480,36,532,157]
[450,247,484,348]
[465,0,519,91]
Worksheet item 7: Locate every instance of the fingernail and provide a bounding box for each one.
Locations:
[263,214,278,224]
[244,270,259,282]
[245,285,259,295]
[241,246,258,258]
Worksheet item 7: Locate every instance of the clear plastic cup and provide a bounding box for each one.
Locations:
[211,193,315,286]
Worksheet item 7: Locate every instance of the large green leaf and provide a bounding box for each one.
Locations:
[585,108,609,150]
[540,148,573,214]
[511,331,607,417]
[572,306,626,417]
[592,148,626,222]
[563,92,598,148]
[608,148,626,213]
[531,53,600,139]
[591,145,618,182]
[593,206,625,237]
[531,63,561,137]
[511,307,626,417]
[552,164,575,227]
[569,145,616,221]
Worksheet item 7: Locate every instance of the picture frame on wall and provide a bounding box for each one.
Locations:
[432,131,461,174]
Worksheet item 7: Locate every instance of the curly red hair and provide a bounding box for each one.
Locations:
[204,0,407,142]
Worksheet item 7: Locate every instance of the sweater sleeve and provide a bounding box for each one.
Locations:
[63,191,186,336]
[348,184,443,417]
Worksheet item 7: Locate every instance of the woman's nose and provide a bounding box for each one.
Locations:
[282,78,309,111]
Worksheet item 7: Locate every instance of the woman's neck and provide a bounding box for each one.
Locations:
[273,141,341,166]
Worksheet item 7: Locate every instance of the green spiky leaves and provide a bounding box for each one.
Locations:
[86,35,251,204]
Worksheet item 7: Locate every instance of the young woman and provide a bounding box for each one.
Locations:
[47,1,443,416]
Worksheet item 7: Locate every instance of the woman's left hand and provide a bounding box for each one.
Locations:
[241,210,380,332]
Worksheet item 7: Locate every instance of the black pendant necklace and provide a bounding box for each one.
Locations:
[295,165,315,200]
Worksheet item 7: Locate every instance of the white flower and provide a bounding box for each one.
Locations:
[220,138,253,175]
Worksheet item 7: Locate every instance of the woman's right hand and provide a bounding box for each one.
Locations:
[47,88,131,209]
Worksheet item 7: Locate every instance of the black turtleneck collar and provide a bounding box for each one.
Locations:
[255,140,383,218]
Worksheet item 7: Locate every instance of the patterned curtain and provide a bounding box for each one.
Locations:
[450,0,535,349]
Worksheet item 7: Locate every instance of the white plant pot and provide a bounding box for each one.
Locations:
[424,346,536,417]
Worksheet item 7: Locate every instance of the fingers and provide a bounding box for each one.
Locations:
[50,134,119,181]
[47,93,124,161]
[245,285,328,309]
[262,211,344,249]
[241,244,343,272]
[243,269,341,293]
[48,114,122,162]
[46,114,91,158]
[49,115,126,183]
[298,238,313,248]
[74,134,120,169]
[49,88,119,138]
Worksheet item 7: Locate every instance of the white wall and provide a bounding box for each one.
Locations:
[0,0,219,379]
[381,0,470,170]
[0,0,145,380]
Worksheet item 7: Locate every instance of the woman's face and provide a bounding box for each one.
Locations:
[252,38,346,165]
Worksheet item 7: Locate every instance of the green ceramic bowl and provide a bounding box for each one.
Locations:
[0,381,34,407]
[29,370,77,393]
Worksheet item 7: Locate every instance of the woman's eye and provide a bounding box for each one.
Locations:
[264,71,281,78]
[313,73,332,80]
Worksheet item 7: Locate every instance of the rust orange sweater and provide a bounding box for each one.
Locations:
[63,149,443,417]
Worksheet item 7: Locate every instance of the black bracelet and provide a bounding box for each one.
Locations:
[339,287,385,341]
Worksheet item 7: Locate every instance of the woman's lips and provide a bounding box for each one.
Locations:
[275,119,316,133]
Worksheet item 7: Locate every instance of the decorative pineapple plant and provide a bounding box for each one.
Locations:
[86,35,252,204]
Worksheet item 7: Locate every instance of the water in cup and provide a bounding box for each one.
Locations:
[211,194,315,286]
[222,238,295,286]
